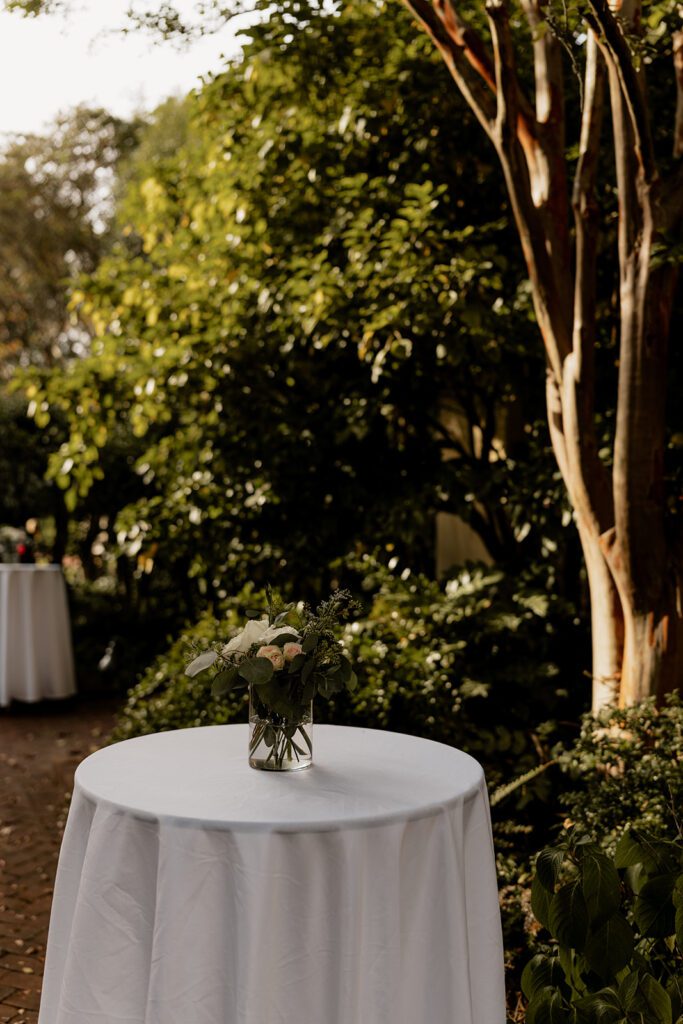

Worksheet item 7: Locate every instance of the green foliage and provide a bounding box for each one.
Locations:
[114,554,582,783]
[21,0,564,608]
[332,554,582,787]
[558,696,683,848]
[113,608,247,742]
[0,107,138,371]
[525,828,683,1024]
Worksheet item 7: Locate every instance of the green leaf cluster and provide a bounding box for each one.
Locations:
[18,0,564,607]
[185,588,359,722]
[525,829,683,1024]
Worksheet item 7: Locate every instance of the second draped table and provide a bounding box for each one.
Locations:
[39,724,506,1024]
[0,565,76,707]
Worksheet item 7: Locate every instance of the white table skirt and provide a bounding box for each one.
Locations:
[39,725,505,1024]
[0,565,76,707]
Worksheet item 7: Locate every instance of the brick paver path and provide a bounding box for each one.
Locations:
[0,699,116,1024]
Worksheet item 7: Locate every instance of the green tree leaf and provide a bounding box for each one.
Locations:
[521,954,564,1000]
[548,881,589,950]
[634,876,677,938]
[536,847,566,892]
[531,874,552,929]
[583,914,634,981]
[581,849,622,925]
[638,974,673,1024]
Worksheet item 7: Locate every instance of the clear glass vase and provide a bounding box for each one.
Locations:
[248,687,313,771]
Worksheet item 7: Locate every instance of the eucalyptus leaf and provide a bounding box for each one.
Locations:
[211,666,239,697]
[271,632,299,648]
[185,650,218,677]
[238,656,275,686]
[301,659,315,684]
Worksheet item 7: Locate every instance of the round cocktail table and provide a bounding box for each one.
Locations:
[39,724,505,1023]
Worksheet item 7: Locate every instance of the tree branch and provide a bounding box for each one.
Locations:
[572,31,605,385]
[583,0,656,185]
[404,0,497,136]
[674,29,683,158]
[486,0,519,147]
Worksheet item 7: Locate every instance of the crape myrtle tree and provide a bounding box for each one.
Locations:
[396,0,683,706]
[8,0,681,704]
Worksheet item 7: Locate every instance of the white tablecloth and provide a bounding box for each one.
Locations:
[0,565,76,707]
[39,725,505,1024]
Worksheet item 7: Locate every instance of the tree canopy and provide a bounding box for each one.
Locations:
[19,0,567,602]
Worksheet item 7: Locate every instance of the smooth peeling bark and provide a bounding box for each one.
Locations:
[402,0,682,707]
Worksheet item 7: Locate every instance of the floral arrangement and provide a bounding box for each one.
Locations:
[185,588,358,769]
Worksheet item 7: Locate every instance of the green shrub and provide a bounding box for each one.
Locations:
[331,556,582,790]
[114,556,583,788]
[113,608,245,741]
[525,828,683,1023]
[558,696,683,848]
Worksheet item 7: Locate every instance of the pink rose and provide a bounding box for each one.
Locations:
[256,645,285,671]
[283,642,303,662]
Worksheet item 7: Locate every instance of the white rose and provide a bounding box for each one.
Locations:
[223,618,269,658]
[256,645,285,670]
[261,624,301,644]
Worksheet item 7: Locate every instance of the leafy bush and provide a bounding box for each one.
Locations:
[331,555,583,789]
[113,609,244,741]
[558,696,683,848]
[525,828,683,1023]
[114,555,582,778]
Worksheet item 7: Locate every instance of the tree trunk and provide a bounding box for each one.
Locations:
[620,595,683,702]
[578,523,623,709]
[402,0,682,708]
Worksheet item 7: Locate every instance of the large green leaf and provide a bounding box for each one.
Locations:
[536,847,566,893]
[583,914,634,980]
[634,875,677,938]
[549,881,589,950]
[526,987,571,1024]
[581,849,621,925]
[521,954,564,1000]
[673,875,683,951]
[531,873,552,929]
[638,974,673,1024]
[573,988,622,1024]
[615,831,648,869]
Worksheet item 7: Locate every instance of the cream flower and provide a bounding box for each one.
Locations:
[283,642,303,662]
[262,624,301,644]
[223,618,269,658]
[256,645,285,671]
